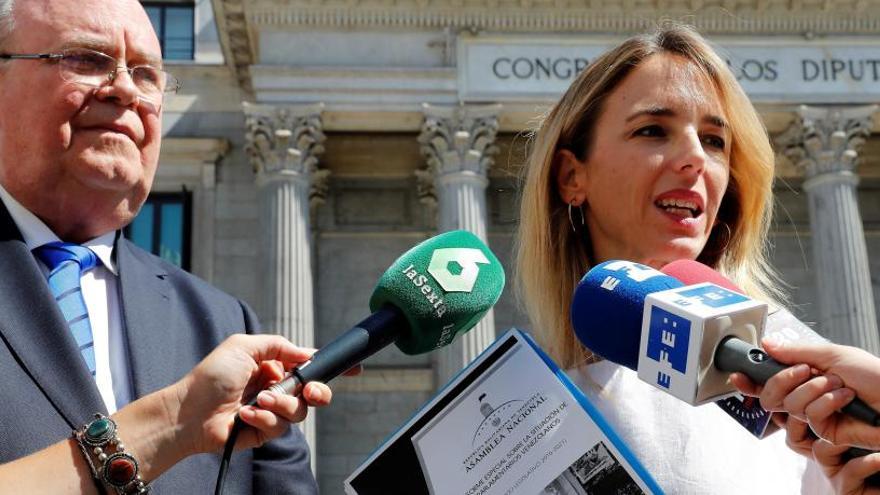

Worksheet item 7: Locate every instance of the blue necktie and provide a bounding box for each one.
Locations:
[33,242,99,377]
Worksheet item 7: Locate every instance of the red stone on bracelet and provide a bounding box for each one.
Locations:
[103,453,138,487]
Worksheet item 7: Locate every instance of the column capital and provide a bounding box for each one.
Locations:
[244,102,331,207]
[777,104,877,180]
[417,103,502,207]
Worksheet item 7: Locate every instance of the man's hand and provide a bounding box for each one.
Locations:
[171,334,334,455]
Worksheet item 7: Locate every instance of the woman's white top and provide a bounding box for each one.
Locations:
[566,360,831,494]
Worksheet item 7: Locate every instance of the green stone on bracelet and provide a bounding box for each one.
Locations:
[82,416,116,446]
[86,418,112,440]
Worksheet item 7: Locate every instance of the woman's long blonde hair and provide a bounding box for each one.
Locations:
[515,24,783,368]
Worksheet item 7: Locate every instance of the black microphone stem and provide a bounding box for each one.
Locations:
[244,304,406,407]
[715,337,880,427]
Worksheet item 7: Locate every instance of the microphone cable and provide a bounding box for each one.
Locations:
[214,416,244,495]
[215,374,306,495]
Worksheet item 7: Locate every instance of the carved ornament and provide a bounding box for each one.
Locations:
[777,104,878,179]
[417,103,501,206]
[243,102,331,206]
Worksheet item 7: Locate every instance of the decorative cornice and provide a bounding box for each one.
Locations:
[417,103,501,206]
[248,0,880,34]
[243,102,331,206]
[213,0,256,97]
[777,104,878,180]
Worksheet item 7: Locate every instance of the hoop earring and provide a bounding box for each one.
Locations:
[568,202,585,233]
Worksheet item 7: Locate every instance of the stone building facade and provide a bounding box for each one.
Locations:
[149,0,880,491]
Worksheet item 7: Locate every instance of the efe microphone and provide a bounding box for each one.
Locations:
[659,259,879,426]
[571,260,880,426]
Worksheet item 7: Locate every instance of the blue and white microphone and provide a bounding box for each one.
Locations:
[571,260,880,423]
[572,260,767,405]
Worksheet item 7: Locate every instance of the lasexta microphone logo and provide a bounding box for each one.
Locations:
[428,248,490,293]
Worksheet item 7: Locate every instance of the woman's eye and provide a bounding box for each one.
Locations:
[702,135,726,150]
[633,125,665,138]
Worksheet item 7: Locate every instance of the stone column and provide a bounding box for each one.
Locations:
[418,103,502,384]
[244,102,328,469]
[779,105,879,354]
[193,157,217,282]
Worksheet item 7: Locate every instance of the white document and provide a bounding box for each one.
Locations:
[345,329,663,495]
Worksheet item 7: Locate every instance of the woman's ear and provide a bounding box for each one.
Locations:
[555,149,587,205]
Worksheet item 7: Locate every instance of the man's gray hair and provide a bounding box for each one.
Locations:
[0,0,14,47]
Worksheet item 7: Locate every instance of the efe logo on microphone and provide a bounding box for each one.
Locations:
[428,248,490,293]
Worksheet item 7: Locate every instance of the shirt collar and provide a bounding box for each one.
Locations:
[86,233,118,275]
[0,183,119,275]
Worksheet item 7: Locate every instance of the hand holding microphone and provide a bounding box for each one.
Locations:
[175,335,329,455]
[730,339,880,449]
[216,230,506,494]
[733,340,880,495]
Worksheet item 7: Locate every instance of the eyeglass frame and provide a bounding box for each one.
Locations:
[0,48,180,103]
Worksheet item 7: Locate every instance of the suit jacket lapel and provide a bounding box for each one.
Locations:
[116,238,175,399]
[0,200,106,427]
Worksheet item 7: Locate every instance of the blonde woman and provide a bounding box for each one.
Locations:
[516,24,830,493]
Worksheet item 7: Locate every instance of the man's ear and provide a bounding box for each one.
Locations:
[555,149,587,206]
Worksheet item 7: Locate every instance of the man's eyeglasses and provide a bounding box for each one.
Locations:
[0,48,180,103]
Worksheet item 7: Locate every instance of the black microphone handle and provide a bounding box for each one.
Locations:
[715,337,880,427]
[245,305,407,407]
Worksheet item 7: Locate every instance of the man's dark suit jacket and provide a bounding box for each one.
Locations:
[0,199,317,494]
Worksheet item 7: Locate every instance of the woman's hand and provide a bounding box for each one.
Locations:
[730,339,880,450]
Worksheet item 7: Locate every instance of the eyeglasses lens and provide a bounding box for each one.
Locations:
[57,49,177,101]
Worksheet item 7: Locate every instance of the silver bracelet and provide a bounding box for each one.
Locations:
[73,414,151,494]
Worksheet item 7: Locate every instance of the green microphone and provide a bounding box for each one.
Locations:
[262,230,505,398]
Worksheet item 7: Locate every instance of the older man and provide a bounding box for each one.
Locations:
[0,0,317,493]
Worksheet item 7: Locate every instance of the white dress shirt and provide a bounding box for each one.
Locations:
[0,184,133,413]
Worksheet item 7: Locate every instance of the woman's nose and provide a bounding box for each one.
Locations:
[671,131,707,175]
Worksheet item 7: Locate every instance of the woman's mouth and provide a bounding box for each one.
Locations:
[655,197,703,218]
